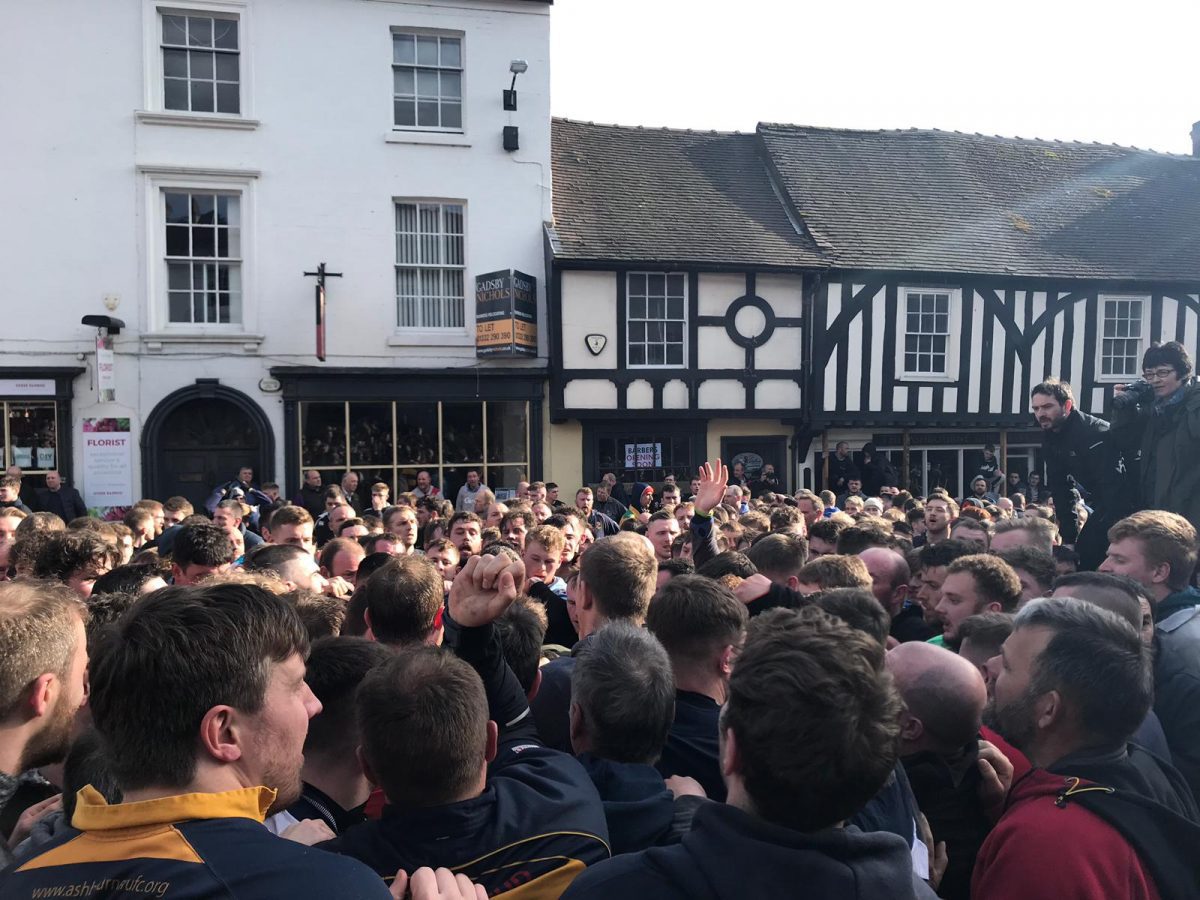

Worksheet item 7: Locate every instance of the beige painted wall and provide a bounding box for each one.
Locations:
[704,418,794,465]
[545,407,583,490]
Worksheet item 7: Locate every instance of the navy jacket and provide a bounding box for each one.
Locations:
[577,753,700,855]
[325,617,610,897]
[656,690,725,802]
[562,802,936,900]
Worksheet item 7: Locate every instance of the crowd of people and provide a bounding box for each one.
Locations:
[0,343,1199,898]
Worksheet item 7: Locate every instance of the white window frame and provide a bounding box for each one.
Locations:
[141,168,258,338]
[393,199,468,335]
[1096,294,1151,382]
[139,0,257,128]
[390,28,465,134]
[626,272,688,369]
[897,286,961,381]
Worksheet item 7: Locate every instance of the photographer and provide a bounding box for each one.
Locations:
[1112,341,1200,534]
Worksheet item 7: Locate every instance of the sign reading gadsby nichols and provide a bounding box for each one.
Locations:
[475,269,537,358]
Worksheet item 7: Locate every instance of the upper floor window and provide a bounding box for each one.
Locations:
[164,190,242,325]
[392,32,462,131]
[627,273,686,367]
[396,201,465,329]
[161,12,240,114]
[902,289,951,375]
[1100,296,1145,377]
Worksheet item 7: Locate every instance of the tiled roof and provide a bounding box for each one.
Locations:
[758,123,1200,281]
[551,118,824,267]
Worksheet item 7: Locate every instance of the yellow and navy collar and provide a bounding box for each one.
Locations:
[72,785,276,831]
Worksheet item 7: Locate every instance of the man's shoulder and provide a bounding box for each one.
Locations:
[563,844,688,899]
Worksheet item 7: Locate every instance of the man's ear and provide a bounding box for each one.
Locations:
[720,724,740,779]
[27,673,57,720]
[1036,689,1063,732]
[363,609,375,642]
[1152,562,1172,587]
[786,574,800,592]
[484,720,498,764]
[171,562,184,583]
[577,579,596,612]
[719,643,736,678]
[568,701,584,753]
[198,705,242,764]
[356,745,378,788]
[899,710,924,743]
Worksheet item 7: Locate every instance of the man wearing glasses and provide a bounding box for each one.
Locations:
[1112,341,1200,535]
[1030,377,1131,569]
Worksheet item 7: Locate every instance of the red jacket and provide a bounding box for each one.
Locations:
[972,767,1160,900]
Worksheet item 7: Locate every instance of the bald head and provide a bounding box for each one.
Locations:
[887,641,986,756]
[858,547,909,616]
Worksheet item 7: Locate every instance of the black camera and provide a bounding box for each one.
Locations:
[1111,378,1154,410]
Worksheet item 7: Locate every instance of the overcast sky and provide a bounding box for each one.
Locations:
[550,0,1200,155]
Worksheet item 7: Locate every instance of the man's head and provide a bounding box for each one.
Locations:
[361,556,444,646]
[794,490,824,528]
[33,531,117,599]
[935,554,1022,643]
[122,507,156,548]
[447,511,483,558]
[162,497,194,528]
[858,547,911,618]
[44,470,62,491]
[267,506,315,554]
[522,525,565,585]
[806,518,846,557]
[424,538,461,580]
[646,510,681,562]
[924,496,957,535]
[835,441,850,459]
[318,537,366,585]
[0,581,89,772]
[340,471,359,496]
[0,475,20,503]
[500,509,533,551]
[846,477,863,496]
[956,612,1015,687]
[646,575,747,697]
[303,469,322,489]
[212,500,245,535]
[915,539,977,625]
[244,543,327,593]
[237,466,254,485]
[356,647,491,809]
[494,597,548,699]
[990,517,1057,554]
[994,546,1056,605]
[1100,510,1199,601]
[971,476,989,498]
[795,554,872,594]
[660,486,680,510]
[745,533,808,591]
[88,582,316,813]
[575,487,594,516]
[570,622,675,765]
[887,641,987,757]
[384,505,420,550]
[466,470,482,491]
[985,597,1151,767]
[171,523,236,585]
[1050,571,1153,644]
[721,607,900,831]
[575,532,657,638]
[301,636,391,764]
[1031,379,1074,430]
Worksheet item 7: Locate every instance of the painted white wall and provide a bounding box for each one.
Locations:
[3,0,550,495]
[560,270,617,369]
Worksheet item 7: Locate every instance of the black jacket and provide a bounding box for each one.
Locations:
[576,753,700,855]
[1041,408,1131,542]
[34,486,86,521]
[902,742,991,900]
[292,484,327,519]
[1152,587,1200,804]
[562,802,937,900]
[826,454,857,493]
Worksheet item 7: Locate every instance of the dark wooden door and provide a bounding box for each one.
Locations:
[719,435,790,494]
[155,398,262,509]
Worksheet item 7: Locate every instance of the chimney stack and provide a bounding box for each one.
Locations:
[1192,121,1200,158]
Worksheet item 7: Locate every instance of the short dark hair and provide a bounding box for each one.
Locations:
[500,509,535,532]
[172,523,235,569]
[357,647,487,808]
[572,622,675,765]
[447,510,483,533]
[579,532,657,622]
[122,507,154,533]
[303,636,391,757]
[1016,597,1152,748]
[318,536,364,573]
[835,522,895,555]
[62,730,122,824]
[361,555,443,645]
[808,518,848,545]
[695,551,757,580]
[88,582,308,790]
[796,555,872,590]
[723,607,900,831]
[1030,378,1074,406]
[993,546,1056,594]
[917,538,978,571]
[92,561,170,597]
[1143,340,1193,379]
[289,590,346,640]
[812,588,890,646]
[768,506,803,532]
[746,534,808,580]
[493,596,548,696]
[646,575,748,672]
[956,612,1014,657]
[657,558,695,578]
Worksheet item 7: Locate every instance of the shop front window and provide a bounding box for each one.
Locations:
[299,400,529,502]
[4,402,58,473]
[595,433,697,485]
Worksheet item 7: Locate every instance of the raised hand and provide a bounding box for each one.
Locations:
[693,459,729,515]
[449,553,525,628]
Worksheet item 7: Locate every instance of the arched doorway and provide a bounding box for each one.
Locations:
[142,383,273,509]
